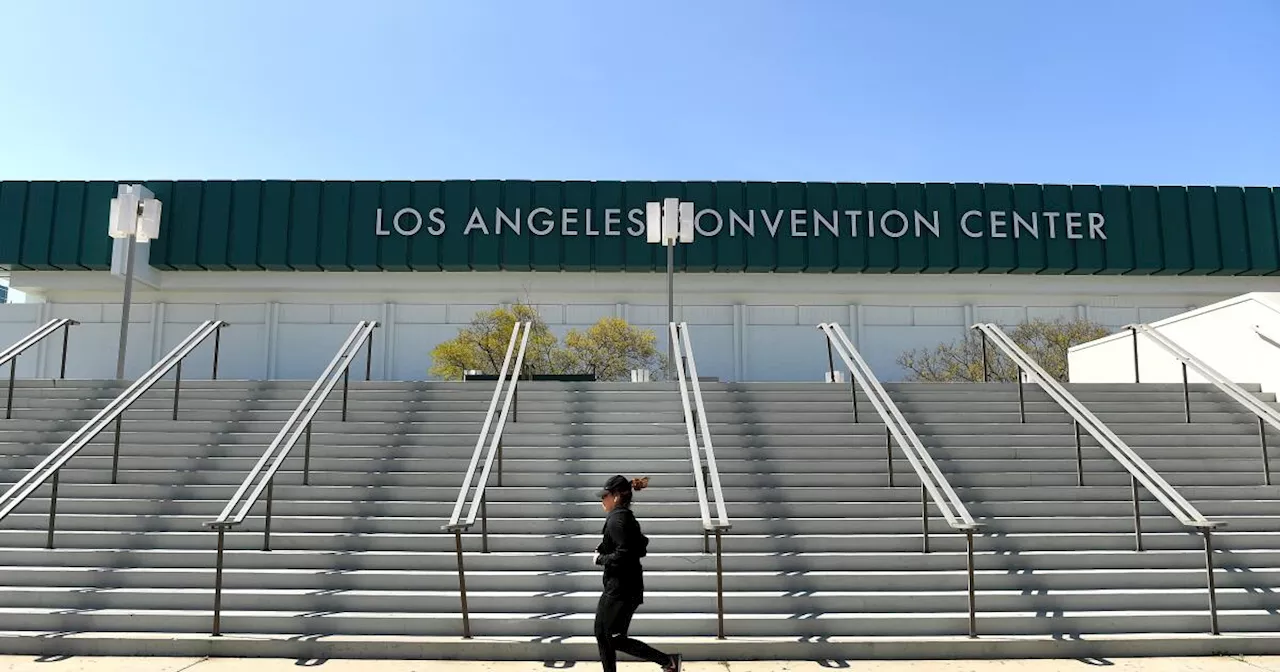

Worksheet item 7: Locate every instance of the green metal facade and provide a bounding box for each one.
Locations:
[1,180,1278,274]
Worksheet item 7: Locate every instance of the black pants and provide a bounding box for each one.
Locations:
[594,593,670,672]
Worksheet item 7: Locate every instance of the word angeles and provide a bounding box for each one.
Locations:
[376,207,1108,240]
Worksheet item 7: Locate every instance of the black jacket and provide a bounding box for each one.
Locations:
[595,505,648,602]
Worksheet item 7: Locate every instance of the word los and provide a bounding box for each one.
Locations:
[375,207,1108,240]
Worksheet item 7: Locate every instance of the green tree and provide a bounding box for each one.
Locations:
[430,306,665,382]
[559,317,663,381]
[897,318,1111,382]
[428,303,558,380]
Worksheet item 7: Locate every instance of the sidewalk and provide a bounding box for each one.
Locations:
[2,658,1280,672]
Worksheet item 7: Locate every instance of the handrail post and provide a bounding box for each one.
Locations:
[172,360,183,421]
[715,530,726,640]
[1130,326,1140,383]
[512,387,518,423]
[825,338,835,383]
[303,423,313,486]
[111,417,123,484]
[980,332,990,382]
[1260,417,1272,486]
[263,478,274,552]
[1016,367,1025,423]
[1131,476,1143,552]
[341,367,351,422]
[212,326,222,380]
[365,333,373,381]
[480,496,489,553]
[1074,421,1084,486]
[5,358,15,420]
[496,441,503,487]
[1182,363,1191,423]
[45,469,60,549]
[1204,528,1220,635]
[60,321,73,379]
[921,484,930,553]
[966,530,977,638]
[850,377,859,423]
[212,527,226,636]
[454,530,472,639]
[885,426,894,487]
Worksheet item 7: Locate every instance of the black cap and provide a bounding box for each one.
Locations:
[596,474,630,499]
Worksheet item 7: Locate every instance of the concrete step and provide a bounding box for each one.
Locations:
[0,606,1268,637]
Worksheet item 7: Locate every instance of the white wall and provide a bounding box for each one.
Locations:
[5,270,1278,383]
[1068,293,1280,394]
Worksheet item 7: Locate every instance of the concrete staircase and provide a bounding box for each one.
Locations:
[0,378,1278,659]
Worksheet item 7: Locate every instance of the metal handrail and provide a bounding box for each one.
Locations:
[671,323,731,530]
[669,324,713,532]
[1255,324,1280,351]
[204,320,377,635]
[973,322,1222,635]
[1127,322,1280,485]
[443,321,532,639]
[0,320,227,548]
[0,319,78,418]
[670,322,731,640]
[819,322,982,637]
[820,323,978,532]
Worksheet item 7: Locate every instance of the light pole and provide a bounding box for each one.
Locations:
[646,197,694,379]
[107,185,162,380]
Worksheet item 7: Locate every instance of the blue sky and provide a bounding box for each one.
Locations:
[0,0,1277,186]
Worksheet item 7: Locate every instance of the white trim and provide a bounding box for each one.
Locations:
[1070,292,1280,353]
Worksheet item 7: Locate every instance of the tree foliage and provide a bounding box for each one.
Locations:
[559,317,662,381]
[897,318,1112,383]
[430,305,663,381]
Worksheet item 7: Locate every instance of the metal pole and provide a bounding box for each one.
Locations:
[341,367,350,422]
[966,531,977,639]
[365,333,374,381]
[111,417,122,484]
[1182,363,1191,423]
[263,478,274,552]
[512,387,519,423]
[480,496,489,553]
[1204,529,1220,635]
[921,484,930,553]
[212,528,226,636]
[1130,327,1140,383]
[172,360,183,421]
[212,326,222,380]
[980,332,989,383]
[825,338,835,383]
[851,377,859,423]
[454,531,472,639]
[1131,476,1143,552]
[303,423,312,486]
[5,359,14,419]
[1016,367,1025,423]
[46,469,60,549]
[60,322,72,379]
[886,426,894,487]
[1074,421,1084,487]
[115,235,137,381]
[497,442,503,487]
[715,530,726,640]
[667,243,675,380]
[1261,417,1272,486]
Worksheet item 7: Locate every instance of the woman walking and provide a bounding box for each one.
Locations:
[593,474,682,672]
